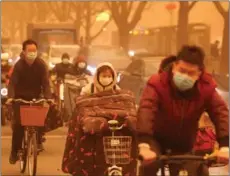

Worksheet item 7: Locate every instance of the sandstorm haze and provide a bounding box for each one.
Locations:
[1,1,229,74]
[1,1,229,43]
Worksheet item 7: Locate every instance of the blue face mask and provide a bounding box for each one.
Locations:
[27,52,37,60]
[173,72,196,91]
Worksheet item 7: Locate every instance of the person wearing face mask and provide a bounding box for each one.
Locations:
[80,62,120,95]
[137,45,229,176]
[52,53,73,80]
[71,55,92,76]
[6,39,52,164]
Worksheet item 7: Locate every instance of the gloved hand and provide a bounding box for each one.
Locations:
[47,99,55,105]
[5,98,13,105]
[208,147,229,165]
[138,143,157,166]
[216,147,229,164]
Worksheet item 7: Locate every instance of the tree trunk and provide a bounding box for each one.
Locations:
[220,14,229,75]
[177,2,189,50]
[118,28,130,51]
[85,2,91,45]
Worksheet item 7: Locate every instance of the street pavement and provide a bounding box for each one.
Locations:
[1,125,69,175]
[1,125,229,175]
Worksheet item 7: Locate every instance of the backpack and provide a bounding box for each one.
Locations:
[193,127,216,153]
[90,83,116,94]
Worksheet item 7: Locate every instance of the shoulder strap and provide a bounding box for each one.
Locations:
[91,83,94,94]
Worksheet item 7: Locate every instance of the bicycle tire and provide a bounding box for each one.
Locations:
[19,132,28,173]
[27,132,38,176]
[1,106,6,126]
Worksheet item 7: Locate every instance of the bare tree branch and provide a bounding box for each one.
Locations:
[128,1,134,12]
[129,1,148,30]
[120,2,128,19]
[67,3,72,19]
[189,1,198,11]
[106,2,120,27]
[213,1,226,17]
[90,18,112,42]
[90,17,97,28]
[48,2,62,21]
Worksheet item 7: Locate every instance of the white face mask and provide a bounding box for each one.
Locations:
[27,52,37,60]
[78,62,86,69]
[62,58,69,64]
[99,77,113,86]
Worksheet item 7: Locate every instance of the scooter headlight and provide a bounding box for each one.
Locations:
[128,50,135,57]
[49,62,55,69]
[1,88,8,96]
[87,65,96,75]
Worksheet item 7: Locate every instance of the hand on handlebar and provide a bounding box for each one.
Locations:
[47,99,55,105]
[139,146,157,166]
[209,147,229,164]
[5,98,13,105]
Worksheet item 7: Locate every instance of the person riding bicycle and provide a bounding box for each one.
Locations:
[80,62,120,95]
[52,53,73,81]
[71,55,92,76]
[7,39,52,164]
[137,45,229,176]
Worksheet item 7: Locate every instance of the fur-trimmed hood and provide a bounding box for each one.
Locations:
[80,62,120,95]
[93,62,118,92]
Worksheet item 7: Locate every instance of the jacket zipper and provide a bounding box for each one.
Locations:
[178,100,185,138]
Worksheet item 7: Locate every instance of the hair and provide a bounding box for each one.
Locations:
[159,55,177,73]
[22,39,38,51]
[97,66,114,77]
[61,53,70,59]
[176,45,205,69]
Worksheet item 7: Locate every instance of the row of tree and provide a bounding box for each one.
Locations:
[177,2,228,74]
[2,1,228,74]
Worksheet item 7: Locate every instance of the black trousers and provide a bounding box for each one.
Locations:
[11,103,44,154]
[141,139,209,176]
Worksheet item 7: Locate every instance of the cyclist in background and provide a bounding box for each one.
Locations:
[52,53,73,80]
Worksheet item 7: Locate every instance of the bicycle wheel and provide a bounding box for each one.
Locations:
[19,131,28,173]
[27,132,38,176]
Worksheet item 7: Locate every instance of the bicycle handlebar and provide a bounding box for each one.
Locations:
[138,154,217,163]
[12,98,51,104]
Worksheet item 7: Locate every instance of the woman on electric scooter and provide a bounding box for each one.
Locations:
[62,62,137,176]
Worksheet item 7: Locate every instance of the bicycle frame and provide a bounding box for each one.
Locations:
[13,98,49,176]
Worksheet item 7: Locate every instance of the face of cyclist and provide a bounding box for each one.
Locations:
[23,44,38,65]
[172,60,201,91]
[99,69,113,86]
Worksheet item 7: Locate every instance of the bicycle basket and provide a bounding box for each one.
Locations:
[103,136,132,165]
[20,105,49,127]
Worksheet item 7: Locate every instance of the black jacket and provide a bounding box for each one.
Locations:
[8,57,52,100]
[52,63,73,80]
[71,65,92,76]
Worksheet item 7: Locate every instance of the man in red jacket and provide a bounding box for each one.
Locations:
[137,45,229,176]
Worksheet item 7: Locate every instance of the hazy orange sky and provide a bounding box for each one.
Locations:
[93,1,229,45]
